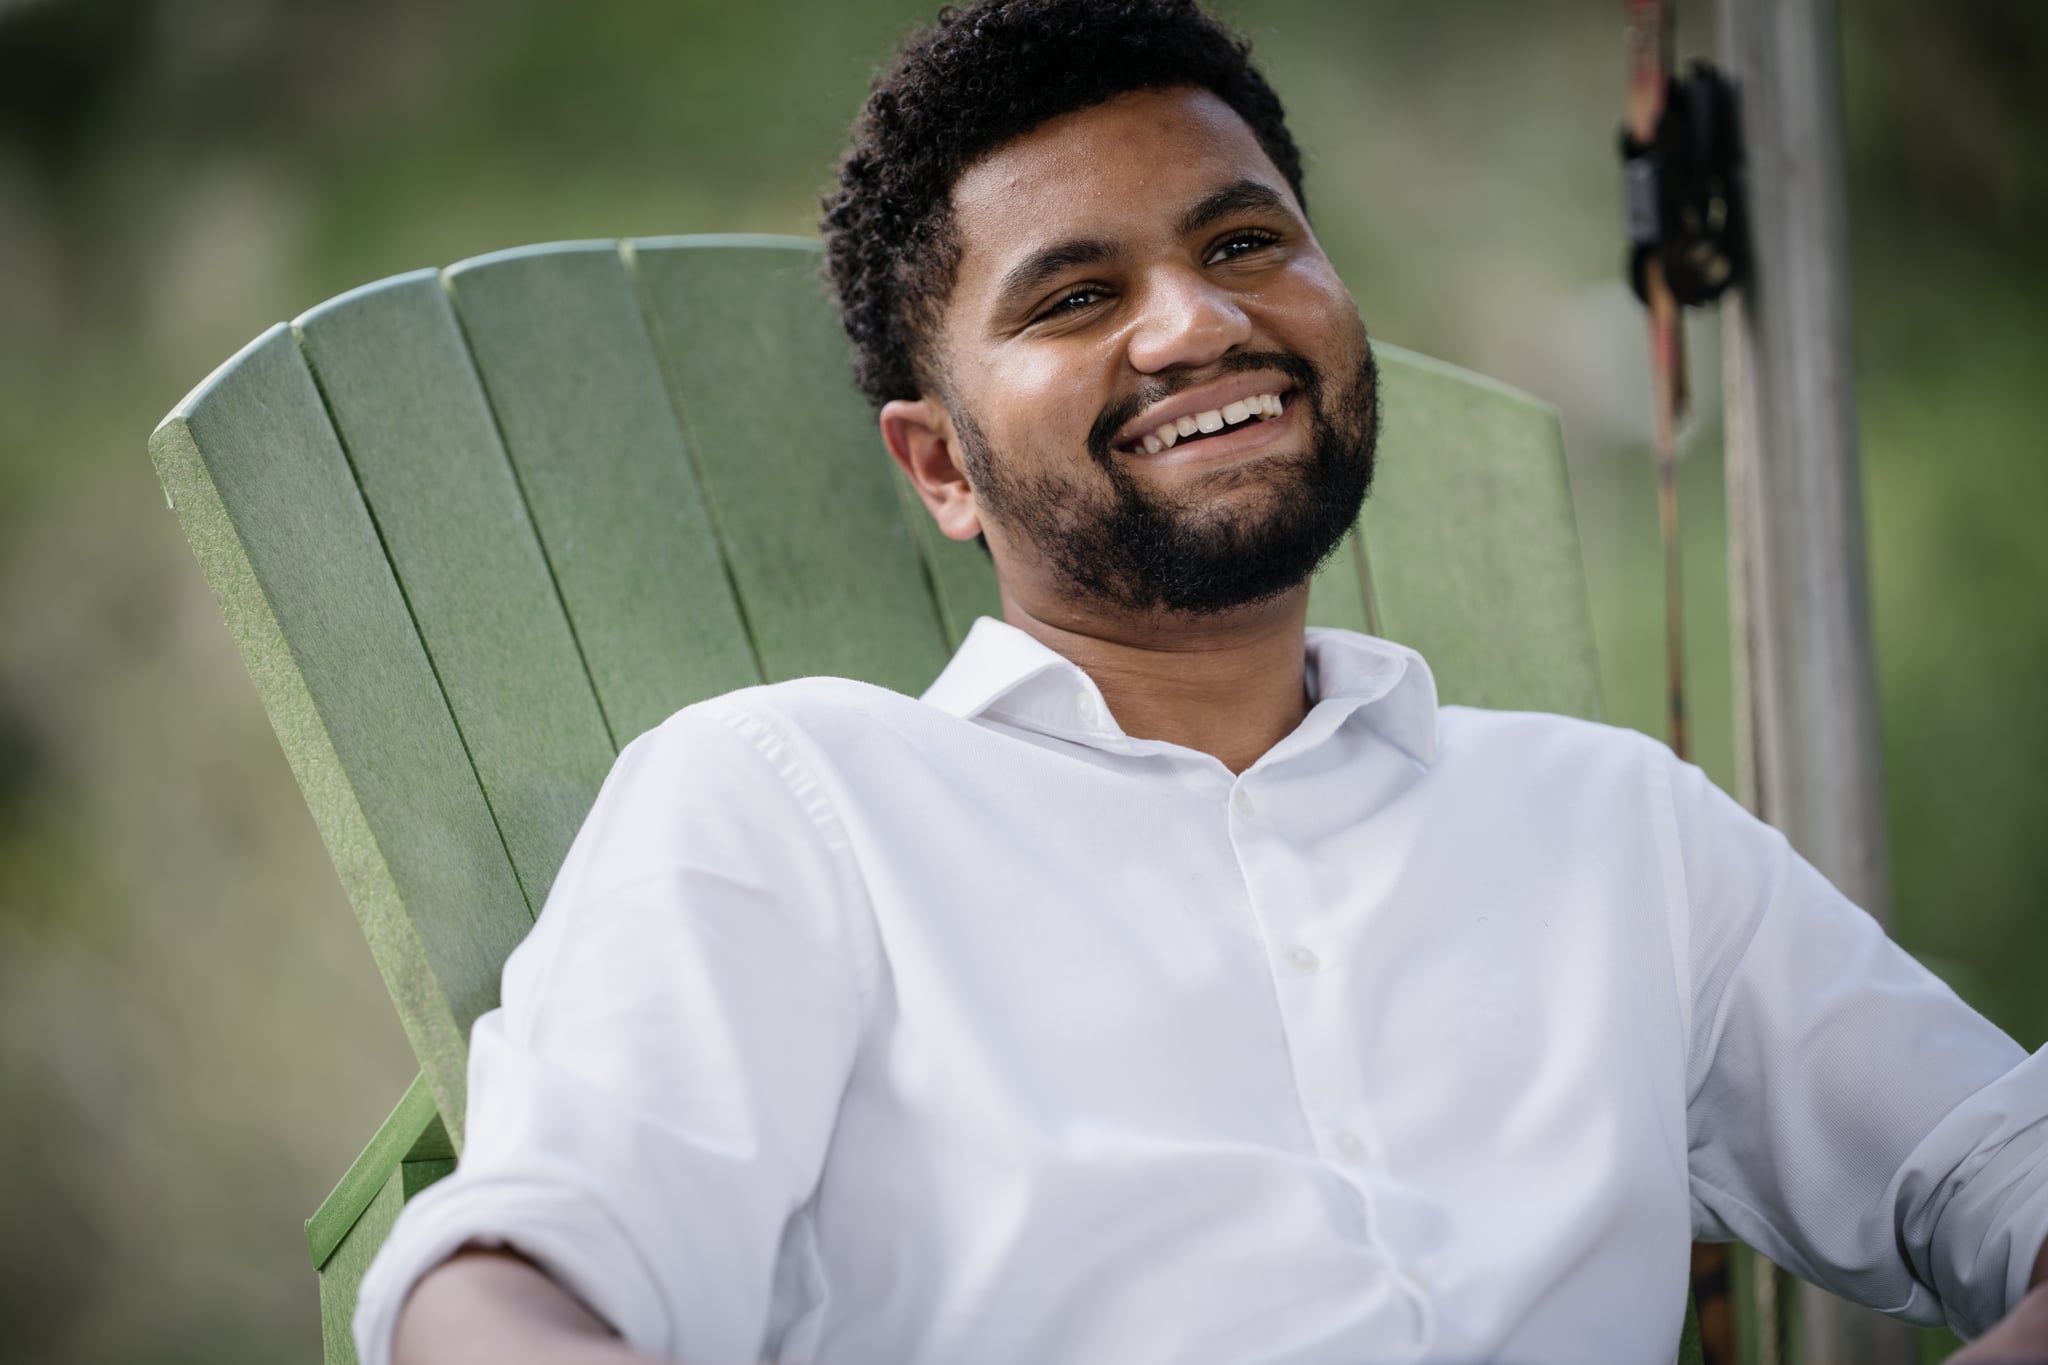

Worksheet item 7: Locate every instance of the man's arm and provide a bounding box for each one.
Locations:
[394,1248,653,1365]
[1662,744,2048,1336]
[352,705,875,1365]
[1950,1239,2048,1362]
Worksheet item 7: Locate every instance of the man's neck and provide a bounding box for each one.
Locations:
[998,585,1312,775]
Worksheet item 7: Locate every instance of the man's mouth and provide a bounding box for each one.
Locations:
[1123,391,1290,456]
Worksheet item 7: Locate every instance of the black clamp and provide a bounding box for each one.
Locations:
[1621,60,1749,306]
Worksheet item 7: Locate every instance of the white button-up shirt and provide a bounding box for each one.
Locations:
[356,620,2048,1365]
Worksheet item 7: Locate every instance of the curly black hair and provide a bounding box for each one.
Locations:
[820,0,1306,410]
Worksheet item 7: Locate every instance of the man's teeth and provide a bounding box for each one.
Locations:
[1139,392,1286,453]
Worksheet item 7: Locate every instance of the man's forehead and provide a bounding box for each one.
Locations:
[947,87,1291,294]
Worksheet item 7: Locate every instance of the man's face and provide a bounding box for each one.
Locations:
[928,86,1379,619]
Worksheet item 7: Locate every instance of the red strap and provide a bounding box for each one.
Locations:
[1625,18,1731,1365]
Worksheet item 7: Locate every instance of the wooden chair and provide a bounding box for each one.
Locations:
[151,236,1689,1363]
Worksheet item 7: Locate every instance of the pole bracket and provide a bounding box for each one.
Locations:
[1621,60,1750,307]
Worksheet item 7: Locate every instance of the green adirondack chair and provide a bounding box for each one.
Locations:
[150,235,1701,1365]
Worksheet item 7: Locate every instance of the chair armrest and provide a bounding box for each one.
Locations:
[307,1071,453,1271]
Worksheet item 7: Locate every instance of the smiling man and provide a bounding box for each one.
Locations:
[357,3,2048,1363]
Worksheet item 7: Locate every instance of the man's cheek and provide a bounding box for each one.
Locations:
[982,338,1099,403]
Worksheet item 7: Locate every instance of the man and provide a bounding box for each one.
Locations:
[358,2,2048,1361]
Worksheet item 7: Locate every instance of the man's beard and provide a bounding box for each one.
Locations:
[957,342,1380,617]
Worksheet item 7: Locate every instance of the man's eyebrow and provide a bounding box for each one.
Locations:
[991,237,1118,319]
[1176,179,1293,238]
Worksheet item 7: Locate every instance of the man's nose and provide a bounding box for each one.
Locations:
[1124,267,1252,374]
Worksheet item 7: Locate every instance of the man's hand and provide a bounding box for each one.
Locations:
[393,1246,657,1365]
[1948,1238,2048,1363]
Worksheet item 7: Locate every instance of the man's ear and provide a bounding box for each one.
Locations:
[879,397,984,543]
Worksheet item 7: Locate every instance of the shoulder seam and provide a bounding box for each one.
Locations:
[700,703,886,1029]
[1638,740,1693,1073]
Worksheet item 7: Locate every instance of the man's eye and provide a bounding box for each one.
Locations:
[1210,229,1281,262]
[1036,288,1106,321]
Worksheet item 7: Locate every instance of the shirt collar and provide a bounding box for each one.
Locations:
[921,616,1440,767]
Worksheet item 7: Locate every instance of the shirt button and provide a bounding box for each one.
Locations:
[1287,945,1319,973]
[1232,788,1256,817]
[1079,695,1108,729]
[1334,1130,1366,1159]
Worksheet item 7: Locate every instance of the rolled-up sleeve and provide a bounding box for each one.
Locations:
[1668,752,2048,1337]
[353,701,876,1365]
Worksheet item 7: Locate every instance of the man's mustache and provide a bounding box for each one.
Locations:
[1085,350,1325,471]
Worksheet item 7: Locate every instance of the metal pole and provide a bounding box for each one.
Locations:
[1715,1,1915,1362]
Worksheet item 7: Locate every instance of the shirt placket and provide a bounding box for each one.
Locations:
[1225,766,1438,1354]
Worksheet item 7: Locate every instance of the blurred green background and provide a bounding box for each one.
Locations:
[0,0,2042,1360]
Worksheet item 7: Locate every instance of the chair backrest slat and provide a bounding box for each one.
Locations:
[292,272,620,921]
[1306,526,1377,637]
[445,242,763,740]
[151,326,531,1143]
[631,236,955,692]
[1360,346,1603,720]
